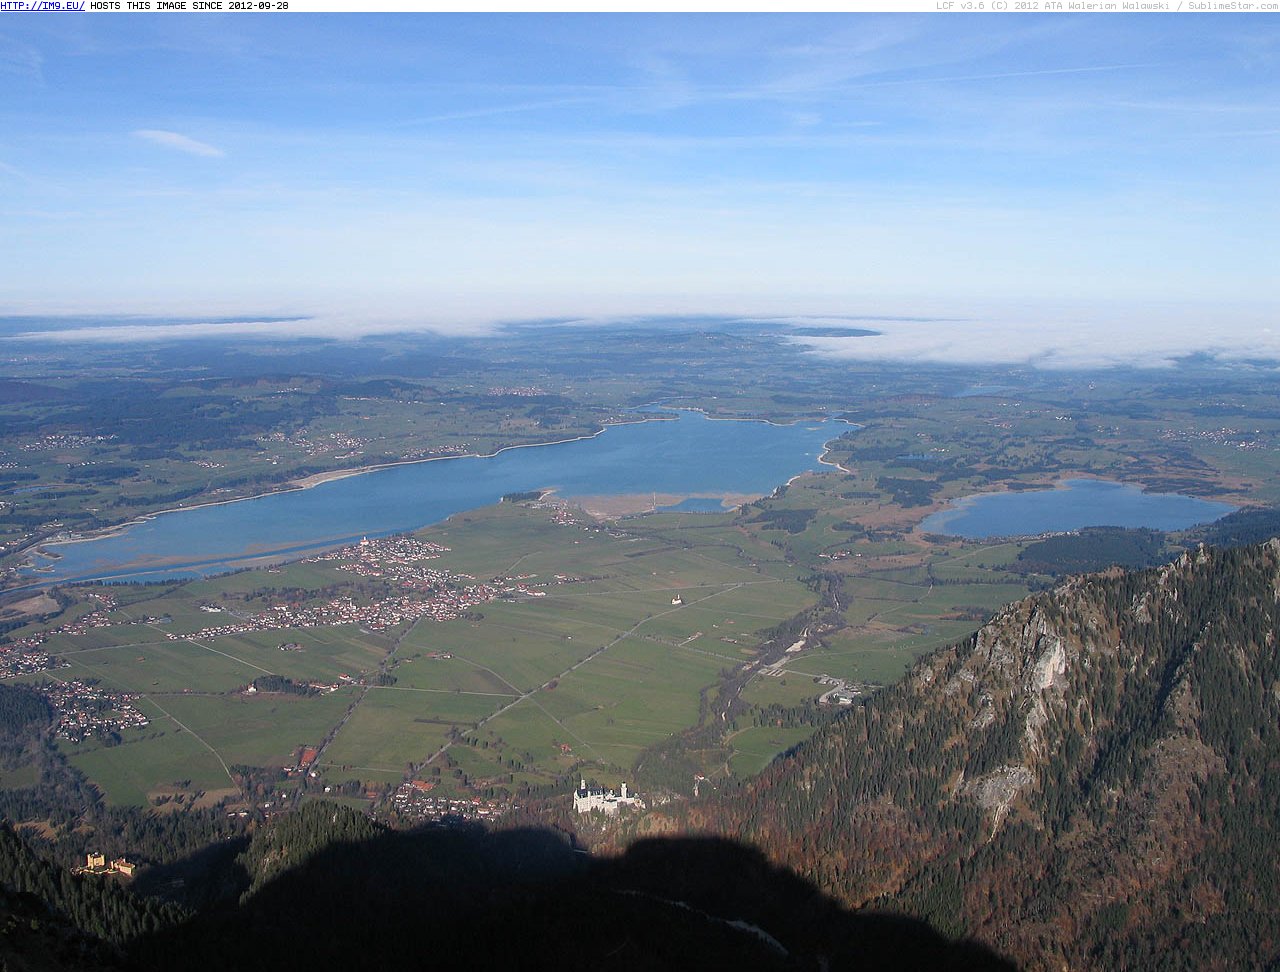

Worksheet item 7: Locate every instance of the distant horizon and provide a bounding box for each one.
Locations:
[3,13,1276,365]
[3,299,1279,371]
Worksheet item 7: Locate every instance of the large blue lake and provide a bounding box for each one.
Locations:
[27,411,835,585]
[920,478,1234,540]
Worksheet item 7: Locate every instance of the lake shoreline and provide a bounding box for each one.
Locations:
[916,476,1238,540]
[22,420,656,562]
[30,407,838,558]
[10,420,665,586]
[14,408,837,588]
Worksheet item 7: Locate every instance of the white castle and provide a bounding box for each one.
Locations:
[573,778,644,816]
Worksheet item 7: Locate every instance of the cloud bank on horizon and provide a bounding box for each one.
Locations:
[781,313,1280,370]
[10,306,1280,372]
[5,313,498,344]
[2,14,1276,362]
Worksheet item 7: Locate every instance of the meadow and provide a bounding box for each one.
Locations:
[3,482,1052,808]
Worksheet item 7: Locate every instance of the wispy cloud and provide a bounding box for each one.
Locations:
[830,61,1158,94]
[1178,128,1280,140]
[0,35,43,83]
[1107,98,1280,115]
[132,129,226,158]
[397,96,599,127]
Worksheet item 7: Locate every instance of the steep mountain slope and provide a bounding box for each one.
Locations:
[0,824,178,969]
[689,540,1280,970]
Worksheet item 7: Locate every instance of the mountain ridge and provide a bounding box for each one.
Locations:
[664,538,1280,968]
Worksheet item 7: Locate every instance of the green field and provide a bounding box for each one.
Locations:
[64,699,234,807]
[5,318,1279,819]
[155,691,356,767]
[5,492,1051,805]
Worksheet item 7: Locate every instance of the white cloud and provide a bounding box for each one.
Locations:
[132,129,225,158]
[397,96,598,127]
[9,302,1280,372]
[0,35,43,83]
[789,311,1280,370]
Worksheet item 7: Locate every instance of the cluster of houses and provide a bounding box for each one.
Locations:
[258,427,373,461]
[486,385,548,396]
[0,592,119,679]
[175,583,503,640]
[298,430,370,459]
[169,538,516,637]
[310,535,450,580]
[42,678,150,742]
[390,781,511,823]
[1159,425,1270,452]
[4,591,116,652]
[816,675,861,706]
[0,645,68,680]
[18,432,117,452]
[3,532,576,685]
[397,444,471,461]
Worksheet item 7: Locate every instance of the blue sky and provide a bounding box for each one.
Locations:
[2,14,1278,362]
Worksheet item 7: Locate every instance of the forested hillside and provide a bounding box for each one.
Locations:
[131,810,1012,971]
[678,539,1280,969]
[0,825,180,957]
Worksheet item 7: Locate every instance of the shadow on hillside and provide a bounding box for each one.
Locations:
[130,825,1018,971]
[127,834,250,912]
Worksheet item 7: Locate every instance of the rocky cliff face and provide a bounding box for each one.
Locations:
[698,540,1280,969]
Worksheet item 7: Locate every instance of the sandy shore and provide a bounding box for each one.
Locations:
[817,453,853,475]
[288,467,374,489]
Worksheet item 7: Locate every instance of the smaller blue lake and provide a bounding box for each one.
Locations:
[919,478,1235,539]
